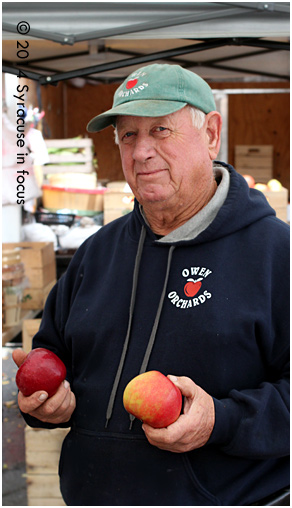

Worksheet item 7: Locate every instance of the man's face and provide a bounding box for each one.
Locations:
[116,107,220,214]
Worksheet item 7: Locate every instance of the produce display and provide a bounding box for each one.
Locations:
[16,348,66,397]
[242,175,283,192]
[123,370,182,428]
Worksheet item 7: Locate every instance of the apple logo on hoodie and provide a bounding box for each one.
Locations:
[184,278,203,297]
[168,266,212,309]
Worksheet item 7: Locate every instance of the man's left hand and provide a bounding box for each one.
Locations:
[142,375,215,453]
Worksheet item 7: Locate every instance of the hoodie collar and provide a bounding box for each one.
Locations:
[138,162,230,244]
[158,163,230,244]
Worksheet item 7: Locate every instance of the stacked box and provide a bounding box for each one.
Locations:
[3,242,56,310]
[262,188,288,223]
[235,145,273,184]
[43,138,95,176]
[25,427,69,506]
[42,185,106,213]
[22,318,42,353]
[22,318,68,506]
[2,247,26,326]
[103,188,135,224]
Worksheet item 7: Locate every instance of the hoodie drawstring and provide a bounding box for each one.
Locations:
[105,226,175,429]
[105,226,146,428]
[129,243,175,429]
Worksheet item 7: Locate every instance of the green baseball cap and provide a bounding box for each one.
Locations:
[87,63,216,132]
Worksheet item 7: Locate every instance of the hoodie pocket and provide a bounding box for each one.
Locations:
[59,428,221,506]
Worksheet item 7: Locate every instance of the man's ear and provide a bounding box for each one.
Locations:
[205,111,222,160]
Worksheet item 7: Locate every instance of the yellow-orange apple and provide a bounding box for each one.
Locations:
[254,183,269,192]
[123,370,182,428]
[267,179,283,191]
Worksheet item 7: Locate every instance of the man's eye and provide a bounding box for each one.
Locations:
[121,132,135,142]
[153,126,170,135]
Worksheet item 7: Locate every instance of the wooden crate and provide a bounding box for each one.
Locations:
[235,145,273,183]
[43,138,95,175]
[42,185,106,212]
[2,289,23,327]
[103,190,134,225]
[25,426,69,506]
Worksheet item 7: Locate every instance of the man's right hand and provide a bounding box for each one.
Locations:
[12,348,76,424]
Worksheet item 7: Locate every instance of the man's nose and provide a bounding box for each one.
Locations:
[132,134,156,162]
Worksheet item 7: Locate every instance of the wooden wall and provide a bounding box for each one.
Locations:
[36,79,289,188]
[19,78,65,140]
[212,82,290,190]
[41,82,65,140]
[63,82,123,182]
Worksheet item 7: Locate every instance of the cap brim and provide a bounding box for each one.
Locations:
[87,99,187,132]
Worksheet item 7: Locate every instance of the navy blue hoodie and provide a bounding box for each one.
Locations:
[23,164,289,505]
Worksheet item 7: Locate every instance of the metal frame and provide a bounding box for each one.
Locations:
[2,2,290,85]
[3,37,290,85]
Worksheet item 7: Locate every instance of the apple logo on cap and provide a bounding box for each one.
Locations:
[126,78,138,89]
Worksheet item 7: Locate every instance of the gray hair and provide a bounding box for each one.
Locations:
[113,105,206,145]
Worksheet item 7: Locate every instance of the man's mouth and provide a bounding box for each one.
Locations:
[137,169,167,177]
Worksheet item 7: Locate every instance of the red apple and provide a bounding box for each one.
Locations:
[123,370,182,428]
[184,278,202,297]
[242,174,255,188]
[16,348,66,397]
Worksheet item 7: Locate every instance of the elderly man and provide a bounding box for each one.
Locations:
[14,64,289,506]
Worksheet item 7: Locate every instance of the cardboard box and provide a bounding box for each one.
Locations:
[235,145,273,184]
[22,280,56,310]
[23,319,68,505]
[103,190,134,225]
[24,261,56,289]
[262,188,288,223]
[25,426,69,506]
[3,243,56,309]
[3,242,55,269]
[22,318,41,353]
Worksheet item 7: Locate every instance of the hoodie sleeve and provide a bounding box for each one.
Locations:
[208,372,289,459]
[19,242,87,430]
[208,230,290,459]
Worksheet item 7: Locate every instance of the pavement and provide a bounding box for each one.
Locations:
[2,344,28,506]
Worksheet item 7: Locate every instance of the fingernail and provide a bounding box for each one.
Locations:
[39,393,48,402]
[168,375,178,383]
[63,380,69,389]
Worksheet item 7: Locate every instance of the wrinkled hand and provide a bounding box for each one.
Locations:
[12,348,76,424]
[142,375,215,453]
